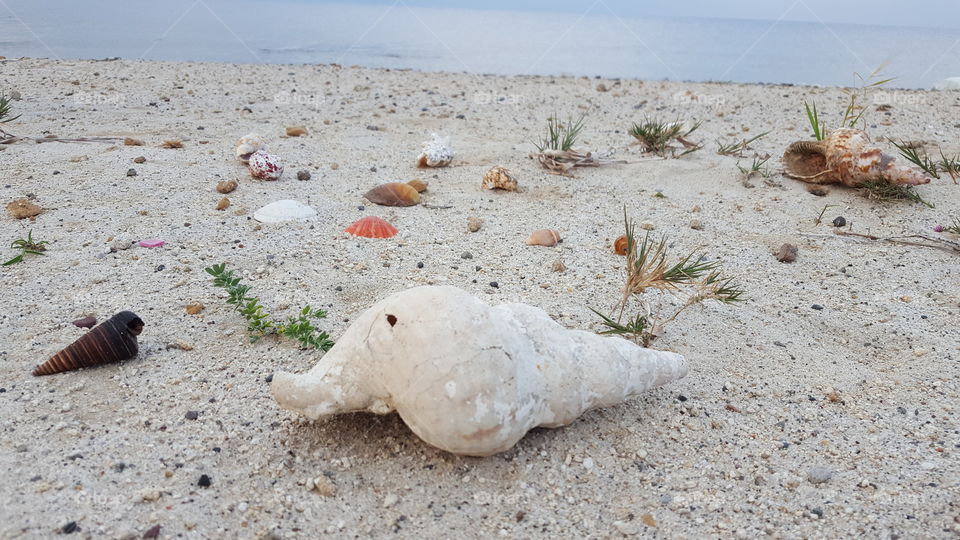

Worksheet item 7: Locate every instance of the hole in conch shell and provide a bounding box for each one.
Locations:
[386,314,397,327]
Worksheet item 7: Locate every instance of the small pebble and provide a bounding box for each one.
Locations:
[640,222,655,231]
[775,243,797,263]
[126,168,137,177]
[216,180,238,194]
[9,90,21,100]
[265,373,274,383]
[297,170,311,181]
[807,466,834,485]
[689,219,703,230]
[185,302,204,315]
[185,410,199,420]
[61,521,78,534]
[832,216,846,227]
[198,474,211,487]
[489,281,499,288]
[811,304,824,310]
[72,316,97,328]
[143,524,161,539]
[417,262,424,269]
[461,252,473,259]
[467,217,482,232]
[383,493,399,508]
[216,197,230,211]
[133,156,146,164]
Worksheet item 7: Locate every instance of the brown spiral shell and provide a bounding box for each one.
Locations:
[364,182,421,207]
[33,311,144,376]
[613,235,628,255]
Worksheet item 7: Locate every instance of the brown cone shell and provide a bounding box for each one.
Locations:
[364,182,421,207]
[33,311,144,376]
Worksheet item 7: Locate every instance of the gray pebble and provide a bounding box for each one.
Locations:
[126,168,137,177]
[185,410,199,420]
[807,466,834,485]
[461,252,473,259]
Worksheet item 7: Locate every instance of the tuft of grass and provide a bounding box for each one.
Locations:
[858,181,933,208]
[736,155,770,181]
[716,131,769,157]
[938,218,960,235]
[591,207,743,346]
[937,150,959,184]
[804,101,826,141]
[534,113,585,153]
[891,140,940,179]
[205,263,334,350]
[840,66,895,129]
[2,230,48,266]
[0,91,20,124]
[630,117,702,157]
[814,204,836,226]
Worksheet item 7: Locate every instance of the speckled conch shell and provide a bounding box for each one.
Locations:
[416,133,454,168]
[364,182,421,207]
[482,166,518,191]
[271,286,687,456]
[783,128,930,186]
[526,229,561,247]
[235,133,267,163]
[33,311,143,376]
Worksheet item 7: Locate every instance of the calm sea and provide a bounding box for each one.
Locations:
[1,0,958,88]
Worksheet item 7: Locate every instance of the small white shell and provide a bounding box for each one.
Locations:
[253,200,316,223]
[236,133,267,163]
[249,150,284,180]
[417,133,454,168]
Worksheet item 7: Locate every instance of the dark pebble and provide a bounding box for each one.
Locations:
[811,304,824,310]
[61,521,78,534]
[456,114,465,119]
[832,216,846,227]
[212,447,221,453]
[72,316,97,328]
[185,410,199,420]
[676,395,687,402]
[154,264,165,272]
[773,341,786,347]
[0,388,5,393]
[357,205,365,211]
[366,125,379,131]
[489,281,499,288]
[775,243,798,263]
[143,524,161,539]
[198,474,211,487]
[811,507,824,518]
[265,373,273,383]
[369,166,377,172]
[417,262,424,269]
[296,170,311,181]
[461,252,473,259]
[126,168,137,177]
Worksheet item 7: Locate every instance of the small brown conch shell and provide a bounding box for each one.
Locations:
[526,229,561,247]
[482,166,519,192]
[613,235,628,255]
[364,182,421,207]
[783,128,930,186]
[407,179,428,193]
[33,311,144,376]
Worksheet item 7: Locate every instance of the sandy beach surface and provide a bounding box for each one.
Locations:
[1,58,959,539]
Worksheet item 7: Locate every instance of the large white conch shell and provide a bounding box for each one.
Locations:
[235,132,267,163]
[783,128,930,186]
[272,286,688,456]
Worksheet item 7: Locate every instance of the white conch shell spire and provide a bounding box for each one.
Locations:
[235,132,267,163]
[272,286,687,456]
[416,133,454,168]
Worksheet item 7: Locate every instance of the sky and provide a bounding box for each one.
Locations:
[336,0,960,30]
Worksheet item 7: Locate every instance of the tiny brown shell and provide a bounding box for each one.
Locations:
[407,179,428,193]
[364,182,421,207]
[526,229,561,247]
[482,166,518,191]
[613,235,628,255]
[33,311,144,376]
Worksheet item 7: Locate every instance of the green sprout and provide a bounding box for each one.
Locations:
[2,230,48,266]
[630,117,702,157]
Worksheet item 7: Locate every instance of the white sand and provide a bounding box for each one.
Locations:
[1,58,959,538]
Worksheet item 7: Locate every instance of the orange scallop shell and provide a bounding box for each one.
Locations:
[33,311,144,376]
[345,216,398,239]
[364,182,421,207]
[525,229,561,247]
[613,235,628,255]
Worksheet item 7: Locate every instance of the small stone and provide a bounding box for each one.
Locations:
[9,90,21,100]
[551,260,566,273]
[689,219,703,230]
[185,302,204,315]
[489,281,499,288]
[330,163,339,170]
[807,466,834,485]
[185,410,199,420]
[126,168,137,177]
[461,252,473,259]
[383,493,399,508]
[832,216,846,227]
[312,476,336,497]
[265,373,274,383]
[417,262,424,269]
[72,316,97,328]
[640,222,655,231]
[467,217,483,232]
[123,137,144,146]
[613,520,639,535]
[111,238,132,251]
[61,521,79,534]
[133,156,146,164]
[216,197,230,211]
[640,513,657,527]
[296,170,311,181]
[143,524,161,539]
[775,243,798,263]
[216,180,238,194]
[286,126,308,137]
[198,474,211,488]
[807,185,828,196]
[596,83,608,92]
[366,125,380,131]
[166,341,194,351]
[6,198,42,219]
[811,304,824,310]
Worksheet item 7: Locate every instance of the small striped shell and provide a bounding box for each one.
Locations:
[33,311,143,376]
[526,229,561,247]
[783,128,930,186]
[364,182,421,207]
[345,216,398,239]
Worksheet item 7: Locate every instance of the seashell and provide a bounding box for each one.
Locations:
[33,311,143,376]
[345,216,398,239]
[253,200,317,223]
[235,133,267,162]
[481,166,518,191]
[416,133,454,168]
[783,128,929,186]
[526,229,561,247]
[285,126,308,137]
[272,286,687,456]
[364,182,421,207]
[407,179,428,193]
[248,151,283,180]
[613,235,628,255]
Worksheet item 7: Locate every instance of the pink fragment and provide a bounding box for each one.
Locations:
[138,239,166,248]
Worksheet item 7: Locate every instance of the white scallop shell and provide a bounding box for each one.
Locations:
[253,200,317,223]
[236,133,267,163]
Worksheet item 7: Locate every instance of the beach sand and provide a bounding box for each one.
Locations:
[1,58,958,538]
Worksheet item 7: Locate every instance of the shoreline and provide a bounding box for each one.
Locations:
[1,58,958,538]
